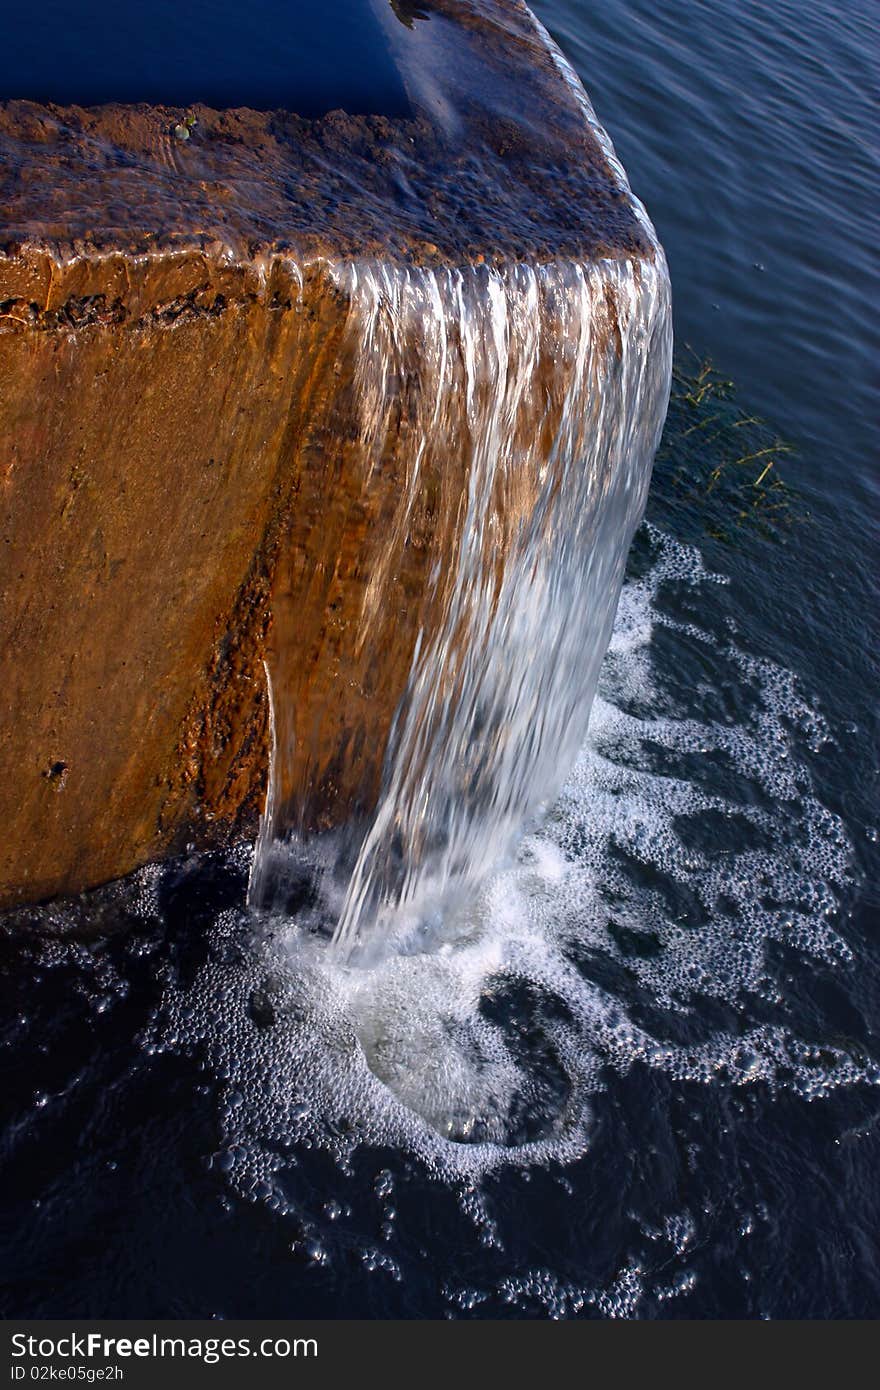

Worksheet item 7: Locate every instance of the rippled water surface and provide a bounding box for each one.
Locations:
[1,0,878,1318]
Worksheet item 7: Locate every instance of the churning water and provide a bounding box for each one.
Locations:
[150,527,872,1180]
[5,516,874,1317]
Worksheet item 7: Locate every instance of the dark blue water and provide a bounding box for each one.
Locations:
[539,0,879,553]
[1,0,411,114]
[2,0,878,1319]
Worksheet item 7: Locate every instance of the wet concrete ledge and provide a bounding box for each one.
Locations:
[0,0,656,909]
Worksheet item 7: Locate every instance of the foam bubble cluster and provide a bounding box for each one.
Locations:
[142,527,873,1219]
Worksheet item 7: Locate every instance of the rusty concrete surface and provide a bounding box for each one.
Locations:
[0,0,653,907]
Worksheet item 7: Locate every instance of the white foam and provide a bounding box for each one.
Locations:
[146,528,874,1209]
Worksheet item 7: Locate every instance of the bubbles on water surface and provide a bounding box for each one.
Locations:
[7,525,875,1316]
[143,527,875,1224]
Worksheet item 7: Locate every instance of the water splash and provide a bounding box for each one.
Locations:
[249,252,672,957]
[13,525,870,1315]
[145,529,872,1190]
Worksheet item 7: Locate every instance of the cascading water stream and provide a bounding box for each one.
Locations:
[247,10,672,957]
[249,248,671,959]
[338,256,672,956]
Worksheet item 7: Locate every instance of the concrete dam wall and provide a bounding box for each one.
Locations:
[0,0,671,916]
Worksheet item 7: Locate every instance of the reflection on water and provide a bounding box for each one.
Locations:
[390,0,434,27]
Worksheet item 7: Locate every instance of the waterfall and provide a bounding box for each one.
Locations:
[248,246,671,959]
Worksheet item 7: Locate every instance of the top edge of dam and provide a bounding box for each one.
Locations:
[0,0,656,296]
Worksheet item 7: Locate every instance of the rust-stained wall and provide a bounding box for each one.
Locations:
[0,0,653,909]
[0,249,633,908]
[0,258,344,904]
